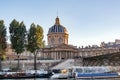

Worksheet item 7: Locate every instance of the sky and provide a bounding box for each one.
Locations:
[0,0,120,47]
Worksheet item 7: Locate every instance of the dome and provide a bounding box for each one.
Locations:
[48,17,68,34]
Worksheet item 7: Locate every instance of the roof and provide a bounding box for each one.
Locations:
[48,17,68,34]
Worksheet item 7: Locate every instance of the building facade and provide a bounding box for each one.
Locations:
[41,17,120,60]
[41,17,79,60]
[5,17,120,61]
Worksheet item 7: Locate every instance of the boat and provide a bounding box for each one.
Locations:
[0,69,53,79]
[50,73,68,79]
[50,69,69,79]
[69,66,120,79]
[25,69,53,78]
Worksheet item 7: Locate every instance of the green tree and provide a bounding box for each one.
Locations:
[36,25,45,48]
[27,23,44,70]
[0,20,7,70]
[9,19,26,70]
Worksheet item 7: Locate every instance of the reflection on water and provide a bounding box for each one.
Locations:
[1,78,120,80]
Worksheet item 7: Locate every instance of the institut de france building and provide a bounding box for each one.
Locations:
[41,17,119,60]
[5,16,120,61]
[41,16,79,60]
[40,16,120,60]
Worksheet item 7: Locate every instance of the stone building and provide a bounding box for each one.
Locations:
[41,17,79,60]
[5,17,120,61]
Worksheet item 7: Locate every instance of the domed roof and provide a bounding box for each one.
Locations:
[48,17,68,34]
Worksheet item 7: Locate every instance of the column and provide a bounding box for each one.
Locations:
[60,52,61,60]
[56,52,58,60]
[55,52,56,60]
[58,52,59,59]
[66,51,67,59]
[53,52,55,60]
[68,51,70,59]
[70,52,72,59]
[51,52,53,59]
[56,52,57,60]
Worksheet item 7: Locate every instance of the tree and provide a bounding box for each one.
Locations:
[27,23,44,70]
[9,19,26,70]
[36,25,45,48]
[0,20,7,70]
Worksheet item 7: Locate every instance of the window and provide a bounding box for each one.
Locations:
[51,38,54,44]
[59,37,63,43]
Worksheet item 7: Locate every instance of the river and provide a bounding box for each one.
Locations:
[1,78,120,80]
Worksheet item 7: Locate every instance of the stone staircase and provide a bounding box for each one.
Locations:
[51,59,74,69]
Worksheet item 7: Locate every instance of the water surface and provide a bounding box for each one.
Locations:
[1,78,120,80]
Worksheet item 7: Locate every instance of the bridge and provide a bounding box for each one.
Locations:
[82,52,120,66]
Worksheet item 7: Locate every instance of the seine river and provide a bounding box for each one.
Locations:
[1,78,120,80]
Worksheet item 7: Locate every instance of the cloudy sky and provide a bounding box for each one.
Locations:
[0,0,120,47]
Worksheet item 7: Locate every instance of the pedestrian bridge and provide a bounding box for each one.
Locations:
[82,52,120,66]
